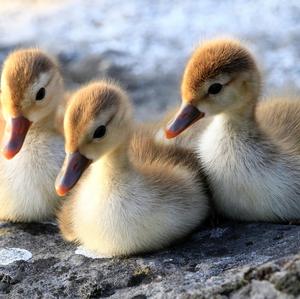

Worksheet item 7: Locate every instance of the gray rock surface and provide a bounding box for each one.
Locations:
[0,221,299,298]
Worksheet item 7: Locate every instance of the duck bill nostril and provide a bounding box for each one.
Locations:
[55,151,91,196]
[1,116,32,160]
[165,103,205,139]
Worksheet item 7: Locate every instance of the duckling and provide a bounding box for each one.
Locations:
[55,81,209,256]
[0,48,65,222]
[165,38,300,222]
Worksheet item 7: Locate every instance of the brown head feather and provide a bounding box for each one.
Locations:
[181,38,257,102]
[65,81,125,152]
[1,48,57,114]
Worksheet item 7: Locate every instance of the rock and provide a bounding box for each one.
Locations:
[0,221,300,298]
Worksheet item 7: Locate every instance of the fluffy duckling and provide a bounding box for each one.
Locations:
[165,38,300,222]
[0,48,65,221]
[55,81,209,256]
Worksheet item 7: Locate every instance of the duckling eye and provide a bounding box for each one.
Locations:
[93,125,106,139]
[208,83,223,95]
[36,87,46,101]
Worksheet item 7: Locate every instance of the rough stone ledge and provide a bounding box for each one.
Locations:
[0,221,299,298]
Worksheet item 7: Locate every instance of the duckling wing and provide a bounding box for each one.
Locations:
[129,128,208,187]
[256,98,300,154]
[131,128,195,168]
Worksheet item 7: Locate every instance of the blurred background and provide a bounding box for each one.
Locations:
[0,0,300,120]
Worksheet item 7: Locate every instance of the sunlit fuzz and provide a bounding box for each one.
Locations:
[0,48,65,222]
[56,80,209,256]
[166,37,300,222]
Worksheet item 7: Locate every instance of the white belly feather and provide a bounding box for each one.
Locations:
[198,115,300,221]
[72,162,207,256]
[0,128,65,221]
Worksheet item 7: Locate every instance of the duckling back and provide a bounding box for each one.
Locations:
[131,127,208,183]
[256,98,300,155]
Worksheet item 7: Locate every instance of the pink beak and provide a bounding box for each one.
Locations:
[55,151,91,196]
[165,103,205,139]
[2,116,32,159]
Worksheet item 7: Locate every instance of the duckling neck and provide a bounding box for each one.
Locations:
[18,110,62,156]
[31,110,57,132]
[206,96,259,144]
[221,101,256,131]
[202,100,273,156]
[103,141,130,170]
[93,138,133,186]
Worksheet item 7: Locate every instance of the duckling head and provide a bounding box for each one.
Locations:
[165,38,261,138]
[55,81,131,196]
[0,48,63,159]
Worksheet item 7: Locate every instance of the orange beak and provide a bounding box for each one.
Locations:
[165,103,205,139]
[55,151,91,196]
[2,116,32,159]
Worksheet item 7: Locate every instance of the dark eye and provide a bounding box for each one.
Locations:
[208,83,223,95]
[93,125,106,139]
[36,87,46,101]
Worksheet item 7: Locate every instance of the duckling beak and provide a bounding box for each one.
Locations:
[165,103,205,139]
[55,151,91,196]
[2,116,32,159]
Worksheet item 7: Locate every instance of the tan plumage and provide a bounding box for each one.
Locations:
[166,38,300,222]
[54,91,72,136]
[57,80,209,256]
[0,48,65,222]
[256,98,300,155]
[1,49,56,116]
[181,38,258,103]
